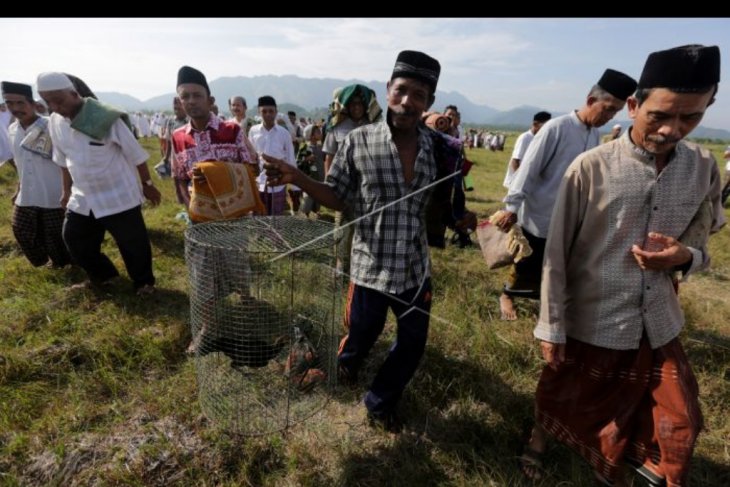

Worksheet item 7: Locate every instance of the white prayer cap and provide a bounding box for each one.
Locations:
[612,124,622,130]
[36,72,74,92]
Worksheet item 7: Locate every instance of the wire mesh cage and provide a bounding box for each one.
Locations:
[184,216,341,435]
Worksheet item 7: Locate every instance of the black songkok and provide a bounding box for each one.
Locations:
[391,50,441,93]
[533,111,552,123]
[258,96,277,107]
[638,44,720,90]
[177,66,210,95]
[597,69,637,100]
[1,81,33,100]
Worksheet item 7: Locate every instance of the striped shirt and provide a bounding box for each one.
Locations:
[327,120,437,294]
[536,131,725,350]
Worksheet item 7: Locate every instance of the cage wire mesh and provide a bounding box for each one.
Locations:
[184,216,341,435]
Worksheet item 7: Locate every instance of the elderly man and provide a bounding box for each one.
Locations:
[2,81,70,269]
[264,50,443,433]
[228,95,251,136]
[502,111,552,189]
[497,68,637,320]
[602,123,623,143]
[37,72,160,295]
[520,45,724,487]
[248,96,296,215]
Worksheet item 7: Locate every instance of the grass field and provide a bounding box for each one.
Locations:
[0,135,728,486]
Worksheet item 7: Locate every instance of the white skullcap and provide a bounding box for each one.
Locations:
[612,124,622,130]
[303,124,315,140]
[36,72,74,92]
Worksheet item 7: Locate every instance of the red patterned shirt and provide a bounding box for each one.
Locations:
[172,113,252,180]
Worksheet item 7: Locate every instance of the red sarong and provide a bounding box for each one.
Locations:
[535,336,702,486]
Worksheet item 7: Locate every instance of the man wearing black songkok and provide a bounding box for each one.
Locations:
[497,67,637,321]
[2,80,71,269]
[523,44,724,487]
[262,50,443,433]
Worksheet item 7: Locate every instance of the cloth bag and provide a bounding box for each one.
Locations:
[476,210,533,269]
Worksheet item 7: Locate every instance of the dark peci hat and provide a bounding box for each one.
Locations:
[258,95,277,107]
[597,69,637,100]
[391,50,441,93]
[1,81,33,100]
[177,66,210,95]
[533,111,552,123]
[638,44,720,90]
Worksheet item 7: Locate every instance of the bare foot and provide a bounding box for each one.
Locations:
[519,424,547,481]
[500,293,517,320]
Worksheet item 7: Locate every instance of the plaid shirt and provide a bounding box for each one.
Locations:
[327,120,437,294]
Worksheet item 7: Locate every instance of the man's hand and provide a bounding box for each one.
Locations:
[631,232,691,271]
[143,184,161,207]
[60,191,70,209]
[495,210,517,232]
[540,341,566,371]
[262,153,299,186]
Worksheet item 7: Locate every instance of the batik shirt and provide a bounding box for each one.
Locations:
[171,113,251,180]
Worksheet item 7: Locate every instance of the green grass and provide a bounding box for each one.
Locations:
[0,136,728,486]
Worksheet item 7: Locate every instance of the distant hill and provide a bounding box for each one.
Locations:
[95,75,730,141]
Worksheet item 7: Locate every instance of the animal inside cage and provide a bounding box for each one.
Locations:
[184,216,341,434]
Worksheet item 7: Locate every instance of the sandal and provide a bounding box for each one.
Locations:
[518,446,545,481]
[625,458,666,487]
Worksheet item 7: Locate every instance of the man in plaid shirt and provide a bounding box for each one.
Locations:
[264,50,441,433]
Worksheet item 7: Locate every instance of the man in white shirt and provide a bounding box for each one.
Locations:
[502,111,551,189]
[248,96,296,215]
[37,72,161,296]
[2,81,70,268]
[496,68,637,320]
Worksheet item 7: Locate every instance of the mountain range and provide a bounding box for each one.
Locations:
[97,75,730,140]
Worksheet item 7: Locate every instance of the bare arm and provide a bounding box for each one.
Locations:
[136,162,161,206]
[61,167,72,209]
[509,157,521,172]
[262,154,344,211]
[324,153,335,176]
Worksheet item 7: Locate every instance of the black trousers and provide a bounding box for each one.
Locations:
[63,206,155,289]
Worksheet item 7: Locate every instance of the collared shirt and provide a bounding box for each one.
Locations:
[8,118,64,208]
[248,123,296,193]
[327,120,437,294]
[503,129,534,188]
[504,111,600,238]
[49,114,149,218]
[171,113,252,180]
[535,131,725,350]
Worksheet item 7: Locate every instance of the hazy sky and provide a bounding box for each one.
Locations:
[3,18,729,128]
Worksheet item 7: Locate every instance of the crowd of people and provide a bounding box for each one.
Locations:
[0,43,726,486]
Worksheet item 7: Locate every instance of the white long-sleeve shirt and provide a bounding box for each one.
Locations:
[504,111,599,238]
[248,123,296,193]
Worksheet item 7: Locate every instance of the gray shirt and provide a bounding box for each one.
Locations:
[504,111,599,238]
[323,118,363,156]
[535,132,725,350]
